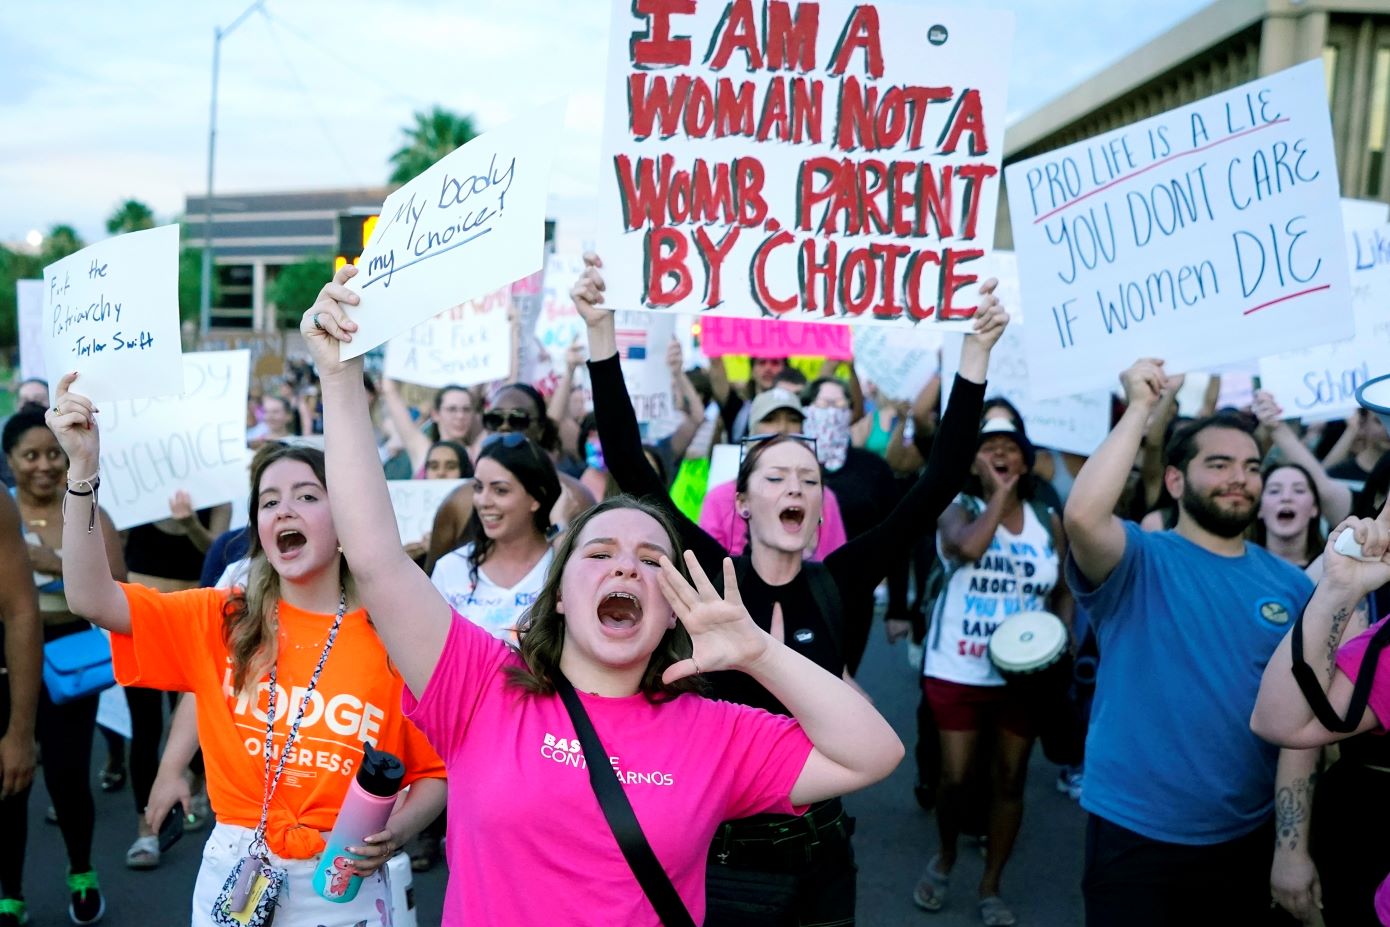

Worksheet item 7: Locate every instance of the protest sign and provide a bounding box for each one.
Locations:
[853,326,941,401]
[17,279,44,382]
[97,350,249,530]
[708,443,741,490]
[534,253,592,397]
[1007,60,1351,400]
[615,311,680,441]
[383,287,512,388]
[386,479,466,545]
[42,224,183,401]
[597,2,1012,328]
[1259,210,1390,420]
[700,317,853,359]
[341,104,562,360]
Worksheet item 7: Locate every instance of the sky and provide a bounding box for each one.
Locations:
[0,0,1212,244]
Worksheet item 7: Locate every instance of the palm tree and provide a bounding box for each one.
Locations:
[106,199,156,235]
[388,106,479,184]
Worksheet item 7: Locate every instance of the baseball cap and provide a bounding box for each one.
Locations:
[750,388,805,425]
[978,417,1036,469]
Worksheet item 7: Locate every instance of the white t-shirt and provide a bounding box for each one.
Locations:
[923,495,1059,687]
[430,542,554,642]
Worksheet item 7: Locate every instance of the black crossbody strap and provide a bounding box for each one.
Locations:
[1290,596,1390,734]
[553,674,696,927]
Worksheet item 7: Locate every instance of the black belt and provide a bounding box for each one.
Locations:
[708,798,854,873]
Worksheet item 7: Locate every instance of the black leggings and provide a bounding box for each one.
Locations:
[125,686,170,815]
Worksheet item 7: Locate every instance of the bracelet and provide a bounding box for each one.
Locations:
[62,475,101,533]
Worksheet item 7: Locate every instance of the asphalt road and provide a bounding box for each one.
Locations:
[16,630,1086,926]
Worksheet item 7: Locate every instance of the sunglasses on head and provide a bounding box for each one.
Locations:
[483,409,534,432]
[738,432,818,464]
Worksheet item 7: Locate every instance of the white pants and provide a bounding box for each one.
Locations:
[191,823,389,927]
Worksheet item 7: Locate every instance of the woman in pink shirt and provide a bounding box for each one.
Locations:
[301,267,905,926]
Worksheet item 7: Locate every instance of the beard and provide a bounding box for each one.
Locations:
[1181,483,1257,538]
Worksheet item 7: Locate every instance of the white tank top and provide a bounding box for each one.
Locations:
[923,495,1060,687]
[430,543,554,643]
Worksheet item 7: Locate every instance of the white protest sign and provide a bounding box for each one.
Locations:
[386,479,466,544]
[708,443,740,489]
[534,253,591,398]
[17,280,44,382]
[383,287,512,388]
[597,2,1012,328]
[341,104,563,360]
[1007,61,1352,400]
[615,310,680,442]
[1257,202,1390,421]
[852,327,941,402]
[42,224,184,401]
[97,350,249,530]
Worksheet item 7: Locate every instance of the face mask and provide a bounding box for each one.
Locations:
[585,437,606,472]
[804,406,851,472]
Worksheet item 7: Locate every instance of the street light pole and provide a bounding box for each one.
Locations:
[199,0,267,336]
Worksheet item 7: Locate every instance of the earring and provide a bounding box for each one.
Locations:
[337,544,344,554]
[740,510,750,520]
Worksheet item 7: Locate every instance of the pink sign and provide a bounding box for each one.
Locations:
[700,317,854,360]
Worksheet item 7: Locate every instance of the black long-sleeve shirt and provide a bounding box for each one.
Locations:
[589,353,985,714]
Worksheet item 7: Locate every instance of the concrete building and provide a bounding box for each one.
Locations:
[1000,0,1390,246]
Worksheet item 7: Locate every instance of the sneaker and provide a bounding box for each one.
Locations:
[66,871,105,925]
[1056,767,1083,801]
[0,898,29,927]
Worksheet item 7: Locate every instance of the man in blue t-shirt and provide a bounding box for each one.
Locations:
[1064,359,1315,925]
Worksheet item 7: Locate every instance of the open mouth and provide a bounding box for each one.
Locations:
[779,506,806,532]
[1275,507,1298,525]
[276,529,307,555]
[597,591,642,631]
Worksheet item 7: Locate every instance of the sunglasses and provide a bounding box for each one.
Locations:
[738,432,818,464]
[482,409,534,432]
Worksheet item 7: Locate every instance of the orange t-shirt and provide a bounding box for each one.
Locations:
[111,584,445,859]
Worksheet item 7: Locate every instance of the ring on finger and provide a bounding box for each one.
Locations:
[312,312,325,331]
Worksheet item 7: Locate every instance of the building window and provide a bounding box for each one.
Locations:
[1323,45,1339,101]
[1368,48,1390,197]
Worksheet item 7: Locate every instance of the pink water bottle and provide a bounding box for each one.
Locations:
[313,743,405,903]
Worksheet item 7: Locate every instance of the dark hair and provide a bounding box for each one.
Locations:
[643,444,671,488]
[433,384,473,412]
[1355,450,1390,518]
[222,443,355,694]
[734,434,822,494]
[506,495,701,701]
[488,382,560,453]
[1251,461,1325,565]
[18,377,48,392]
[686,367,713,407]
[2,407,52,457]
[1163,411,1259,474]
[962,428,1039,503]
[774,367,808,390]
[803,377,849,407]
[463,435,561,590]
[982,397,1026,431]
[425,440,474,479]
[262,395,292,416]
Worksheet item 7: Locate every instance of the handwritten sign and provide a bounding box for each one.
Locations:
[1259,209,1390,420]
[1007,60,1351,400]
[615,310,680,441]
[42,224,183,401]
[700,317,854,359]
[97,350,249,530]
[341,104,562,360]
[597,2,1012,328]
[533,253,592,397]
[383,287,512,388]
[386,479,466,544]
[852,327,941,401]
[17,280,44,382]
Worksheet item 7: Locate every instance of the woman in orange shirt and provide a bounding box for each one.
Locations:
[45,395,446,927]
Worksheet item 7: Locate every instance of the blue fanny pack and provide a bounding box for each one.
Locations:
[43,628,115,704]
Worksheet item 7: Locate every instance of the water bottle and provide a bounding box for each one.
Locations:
[313,743,405,903]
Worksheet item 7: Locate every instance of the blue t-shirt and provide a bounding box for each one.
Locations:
[1066,522,1313,845]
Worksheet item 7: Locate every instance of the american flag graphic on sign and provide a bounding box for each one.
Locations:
[615,328,647,361]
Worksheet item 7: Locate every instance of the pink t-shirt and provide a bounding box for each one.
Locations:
[404,611,814,926]
[697,480,847,559]
[1336,616,1390,728]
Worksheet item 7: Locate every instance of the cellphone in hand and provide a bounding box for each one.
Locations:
[158,802,185,852]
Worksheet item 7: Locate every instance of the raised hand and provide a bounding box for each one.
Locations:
[1252,390,1285,429]
[571,252,612,328]
[299,264,363,378]
[1119,358,1170,410]
[964,279,1009,350]
[44,371,100,476]
[1323,503,1390,598]
[169,490,195,522]
[656,553,775,683]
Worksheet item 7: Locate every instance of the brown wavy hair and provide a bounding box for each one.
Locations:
[222,443,354,695]
[505,495,703,702]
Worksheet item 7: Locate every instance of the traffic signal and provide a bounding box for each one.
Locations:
[334,211,379,273]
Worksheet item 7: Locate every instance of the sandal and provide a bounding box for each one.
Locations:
[979,895,1017,926]
[99,766,126,793]
[125,835,161,871]
[912,854,950,912]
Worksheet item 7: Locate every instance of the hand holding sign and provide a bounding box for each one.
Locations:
[1119,359,1173,411]
[300,265,363,378]
[46,372,101,477]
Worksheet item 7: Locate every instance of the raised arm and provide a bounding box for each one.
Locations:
[380,378,432,473]
[1253,390,1353,526]
[0,492,40,798]
[1064,359,1173,587]
[303,266,451,697]
[666,338,706,464]
[47,373,131,634]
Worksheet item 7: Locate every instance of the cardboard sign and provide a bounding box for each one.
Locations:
[17,279,44,382]
[597,2,1012,328]
[615,310,680,441]
[42,224,184,401]
[700,317,854,359]
[97,350,249,530]
[534,253,592,398]
[1259,210,1390,420]
[386,478,467,544]
[383,287,513,388]
[852,326,942,401]
[341,104,562,360]
[1007,61,1352,400]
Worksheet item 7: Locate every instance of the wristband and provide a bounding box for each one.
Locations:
[63,475,101,533]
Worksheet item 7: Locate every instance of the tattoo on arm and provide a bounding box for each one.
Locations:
[1325,608,1351,678]
[1275,773,1317,851]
